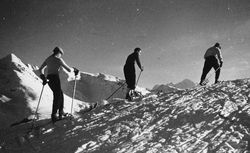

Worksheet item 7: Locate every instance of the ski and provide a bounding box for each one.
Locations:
[125,96,143,103]
[80,103,98,114]
[10,118,33,127]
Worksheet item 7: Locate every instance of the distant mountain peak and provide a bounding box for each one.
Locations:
[0,53,25,70]
[152,79,195,93]
[182,78,193,82]
[175,79,196,89]
[1,53,20,63]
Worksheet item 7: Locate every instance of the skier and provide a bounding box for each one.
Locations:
[39,47,79,122]
[123,47,144,101]
[199,43,223,85]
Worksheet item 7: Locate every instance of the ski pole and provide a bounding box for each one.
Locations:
[70,75,77,115]
[136,70,142,86]
[30,84,45,130]
[106,82,126,100]
[33,84,45,120]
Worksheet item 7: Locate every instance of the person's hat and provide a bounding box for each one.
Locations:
[214,42,221,49]
[134,47,141,52]
[53,47,64,55]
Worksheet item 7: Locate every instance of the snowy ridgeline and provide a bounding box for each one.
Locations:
[0,53,149,128]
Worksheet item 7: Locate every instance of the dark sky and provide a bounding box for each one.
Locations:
[1,0,250,88]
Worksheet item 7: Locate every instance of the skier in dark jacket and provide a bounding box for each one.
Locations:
[199,43,223,85]
[123,47,144,101]
[39,47,79,122]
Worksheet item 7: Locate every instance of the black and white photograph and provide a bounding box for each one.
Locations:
[1,0,250,152]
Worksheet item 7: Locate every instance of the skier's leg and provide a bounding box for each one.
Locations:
[125,88,130,99]
[200,60,212,85]
[129,70,136,101]
[215,69,220,84]
[124,66,130,99]
[47,75,61,122]
[124,65,134,101]
[213,62,220,84]
[48,79,58,121]
[58,90,65,119]
[125,77,133,101]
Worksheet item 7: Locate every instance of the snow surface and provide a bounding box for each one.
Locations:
[1,78,250,152]
[1,54,250,152]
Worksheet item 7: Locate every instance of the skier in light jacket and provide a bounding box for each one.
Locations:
[39,47,79,122]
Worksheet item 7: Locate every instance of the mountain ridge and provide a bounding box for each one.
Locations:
[152,79,196,93]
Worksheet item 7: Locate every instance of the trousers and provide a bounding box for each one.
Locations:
[123,64,136,90]
[47,74,64,116]
[200,56,220,83]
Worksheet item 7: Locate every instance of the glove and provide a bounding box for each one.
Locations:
[40,74,47,85]
[220,61,223,67]
[73,67,79,76]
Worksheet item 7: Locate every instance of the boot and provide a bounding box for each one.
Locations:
[125,91,133,101]
[125,92,130,99]
[51,114,58,123]
[128,90,134,101]
[214,80,219,84]
[199,79,206,86]
[59,111,68,120]
[127,95,133,102]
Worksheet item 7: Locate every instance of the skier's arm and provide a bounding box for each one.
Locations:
[60,58,73,72]
[60,58,79,75]
[39,61,47,75]
[135,53,143,71]
[217,49,223,63]
[38,61,47,85]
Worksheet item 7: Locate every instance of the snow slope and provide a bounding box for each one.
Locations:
[0,53,149,128]
[1,78,250,152]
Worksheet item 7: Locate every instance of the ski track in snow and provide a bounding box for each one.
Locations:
[1,79,250,152]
